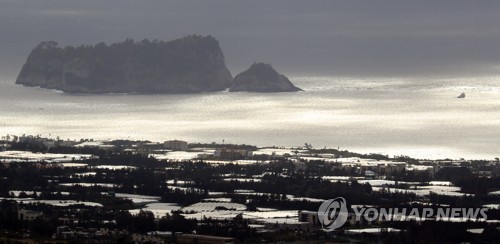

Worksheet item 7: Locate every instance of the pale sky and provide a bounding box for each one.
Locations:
[2,0,500,80]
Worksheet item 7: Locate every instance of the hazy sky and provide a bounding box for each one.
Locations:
[2,0,500,80]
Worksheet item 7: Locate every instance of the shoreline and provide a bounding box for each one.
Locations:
[1,134,498,162]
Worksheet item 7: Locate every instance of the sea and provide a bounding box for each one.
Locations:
[0,76,499,160]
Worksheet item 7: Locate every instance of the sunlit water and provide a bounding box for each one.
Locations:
[0,76,499,160]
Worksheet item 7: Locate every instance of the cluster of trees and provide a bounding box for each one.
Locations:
[385,221,500,243]
[436,166,500,195]
[1,156,499,242]
[0,158,428,208]
[161,188,208,206]
[0,200,257,242]
[308,148,391,161]
[188,143,257,151]
[117,211,258,241]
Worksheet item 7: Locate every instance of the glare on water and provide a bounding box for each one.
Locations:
[0,76,499,160]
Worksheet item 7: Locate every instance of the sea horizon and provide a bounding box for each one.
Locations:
[1,75,499,160]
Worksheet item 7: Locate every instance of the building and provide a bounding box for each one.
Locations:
[56,226,131,241]
[358,161,406,176]
[18,209,43,221]
[131,233,164,244]
[299,210,319,225]
[214,148,253,161]
[164,140,188,151]
[379,162,406,174]
[139,142,163,152]
[56,140,78,147]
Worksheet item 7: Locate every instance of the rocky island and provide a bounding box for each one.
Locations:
[229,63,302,92]
[16,35,233,94]
[16,36,302,94]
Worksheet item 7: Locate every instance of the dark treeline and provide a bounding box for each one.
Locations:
[188,143,257,151]
[1,152,499,242]
[0,200,259,242]
[2,158,498,209]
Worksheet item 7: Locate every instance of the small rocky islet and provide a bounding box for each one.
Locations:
[229,63,302,93]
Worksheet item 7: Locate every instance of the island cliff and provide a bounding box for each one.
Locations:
[16,35,233,94]
[229,63,302,92]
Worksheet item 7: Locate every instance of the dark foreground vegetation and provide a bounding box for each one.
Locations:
[0,138,499,242]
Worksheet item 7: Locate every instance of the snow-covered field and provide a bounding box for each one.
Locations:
[483,204,499,210]
[129,203,181,218]
[358,179,421,186]
[9,190,70,197]
[223,178,262,182]
[203,198,233,202]
[204,160,263,165]
[298,156,338,163]
[345,228,402,234]
[182,202,246,212]
[0,198,103,207]
[93,165,136,170]
[358,179,398,186]
[180,208,300,224]
[244,210,298,219]
[372,185,470,197]
[73,172,97,177]
[322,176,362,182]
[61,163,88,168]
[114,193,161,204]
[182,211,242,220]
[231,191,324,202]
[25,200,103,207]
[59,183,117,188]
[165,180,194,185]
[429,181,453,186]
[0,151,92,162]
[253,148,306,156]
[333,157,406,167]
[166,186,205,192]
[151,151,200,161]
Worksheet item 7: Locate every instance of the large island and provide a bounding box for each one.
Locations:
[16,35,233,94]
[16,35,303,94]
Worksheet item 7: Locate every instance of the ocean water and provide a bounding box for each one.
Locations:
[0,76,499,160]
